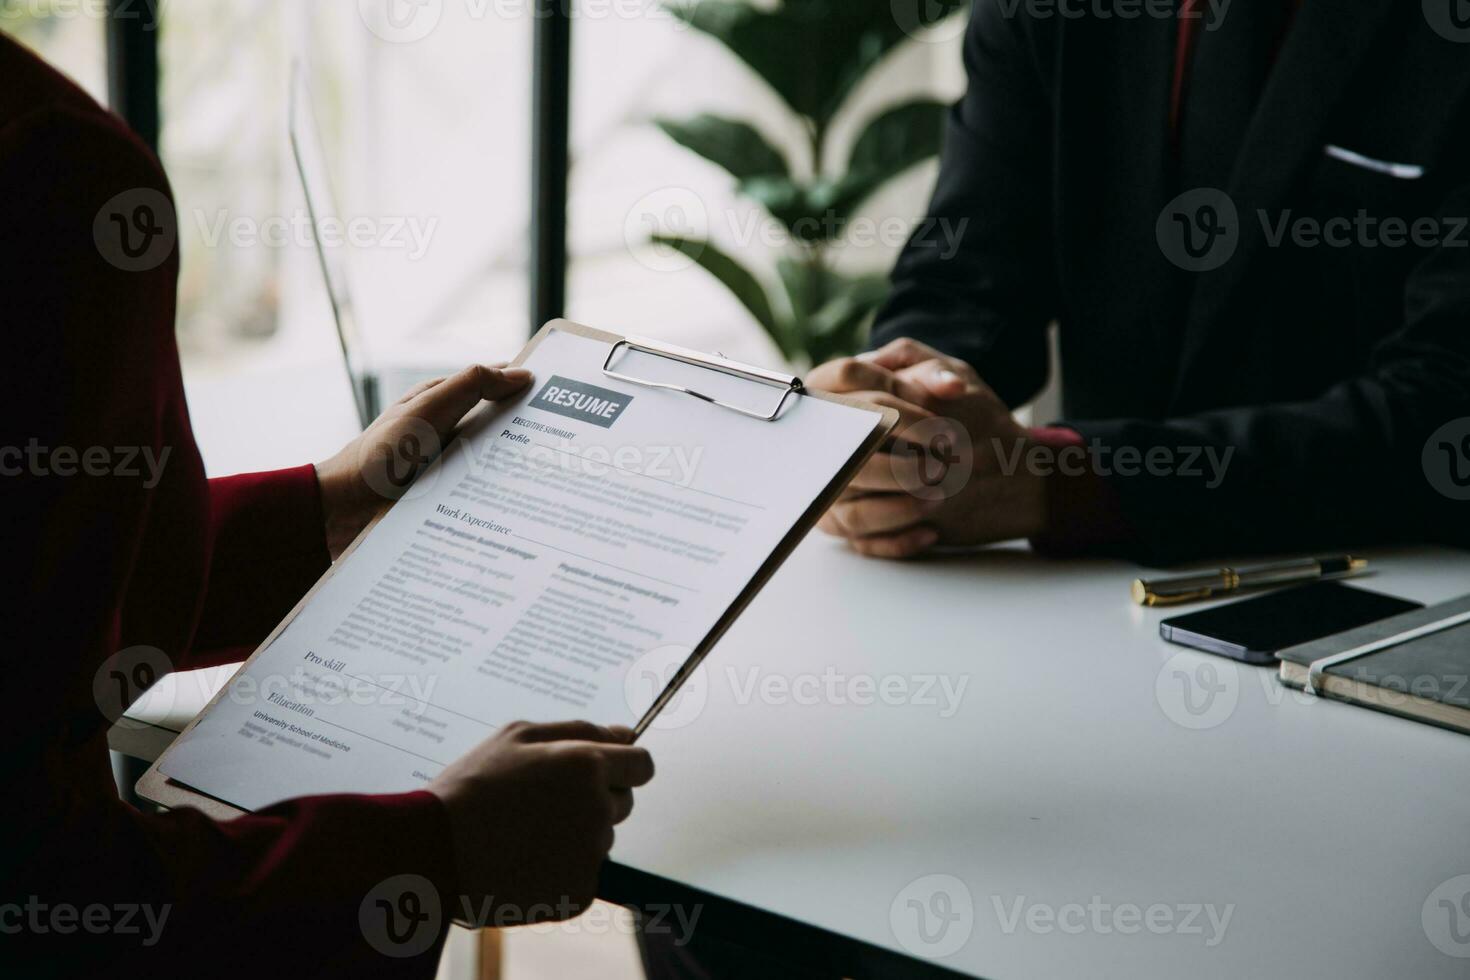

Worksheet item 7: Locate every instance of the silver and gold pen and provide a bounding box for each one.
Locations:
[1131,555,1369,606]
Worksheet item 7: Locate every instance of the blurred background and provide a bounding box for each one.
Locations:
[6,1,967,974]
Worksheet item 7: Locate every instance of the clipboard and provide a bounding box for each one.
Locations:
[138,320,898,817]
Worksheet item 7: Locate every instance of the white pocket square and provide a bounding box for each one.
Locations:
[1324,144,1424,180]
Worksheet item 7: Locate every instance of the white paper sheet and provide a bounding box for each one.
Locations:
[161,327,879,810]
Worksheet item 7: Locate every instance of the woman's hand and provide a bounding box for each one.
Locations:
[429,720,654,922]
[314,364,533,559]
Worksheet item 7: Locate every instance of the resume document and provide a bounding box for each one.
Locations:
[161,327,880,810]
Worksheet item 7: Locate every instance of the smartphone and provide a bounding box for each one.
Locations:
[1159,581,1424,665]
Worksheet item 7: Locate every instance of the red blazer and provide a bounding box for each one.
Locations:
[1,38,455,978]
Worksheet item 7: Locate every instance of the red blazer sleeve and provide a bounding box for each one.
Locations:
[1026,425,1134,556]
[19,765,461,978]
[2,40,461,978]
[189,466,333,664]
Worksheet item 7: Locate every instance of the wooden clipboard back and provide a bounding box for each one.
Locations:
[138,320,897,812]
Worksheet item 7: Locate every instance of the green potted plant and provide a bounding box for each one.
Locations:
[652,0,967,366]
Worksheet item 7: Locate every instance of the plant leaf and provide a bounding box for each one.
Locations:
[669,0,967,128]
[804,0,969,123]
[669,2,812,117]
[809,274,890,337]
[654,114,790,182]
[775,260,890,359]
[728,102,949,244]
[847,99,949,178]
[740,177,831,242]
[775,255,822,324]
[650,235,795,357]
[806,273,891,361]
[827,99,949,218]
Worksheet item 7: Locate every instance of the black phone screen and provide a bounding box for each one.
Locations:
[1159,581,1424,664]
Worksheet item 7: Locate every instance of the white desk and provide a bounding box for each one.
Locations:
[610,538,1470,979]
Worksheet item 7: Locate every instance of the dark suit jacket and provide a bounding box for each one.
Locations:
[872,0,1470,565]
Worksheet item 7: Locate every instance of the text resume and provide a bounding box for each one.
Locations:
[161,328,880,811]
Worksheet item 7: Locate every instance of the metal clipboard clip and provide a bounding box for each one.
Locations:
[602,337,804,422]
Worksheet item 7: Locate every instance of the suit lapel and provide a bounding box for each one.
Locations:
[1171,0,1398,402]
